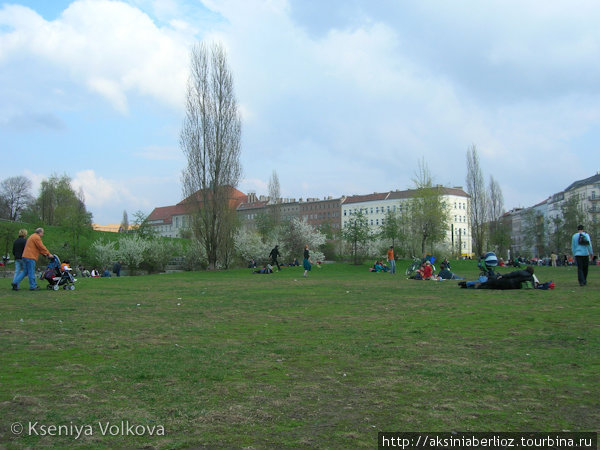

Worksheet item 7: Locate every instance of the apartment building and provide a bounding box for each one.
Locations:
[147,187,247,238]
[341,187,472,256]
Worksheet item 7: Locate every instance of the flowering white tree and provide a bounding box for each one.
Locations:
[277,217,326,263]
[118,235,149,274]
[90,239,117,270]
[234,230,272,264]
[182,238,208,270]
[235,218,326,265]
[143,239,182,273]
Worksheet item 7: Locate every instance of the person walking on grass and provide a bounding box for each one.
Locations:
[11,229,28,290]
[571,224,593,286]
[303,245,313,278]
[387,245,396,274]
[269,245,281,271]
[12,227,52,291]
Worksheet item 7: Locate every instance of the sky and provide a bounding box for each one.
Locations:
[1,0,599,224]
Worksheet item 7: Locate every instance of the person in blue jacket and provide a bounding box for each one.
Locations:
[571,224,593,286]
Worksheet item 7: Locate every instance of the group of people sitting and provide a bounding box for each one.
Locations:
[407,252,554,289]
[77,267,111,278]
[409,259,465,281]
[369,260,390,272]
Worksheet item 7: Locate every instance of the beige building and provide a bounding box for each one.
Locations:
[341,187,472,256]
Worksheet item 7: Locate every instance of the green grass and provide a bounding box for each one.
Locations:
[0,261,598,448]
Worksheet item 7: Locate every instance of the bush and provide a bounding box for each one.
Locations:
[89,239,118,271]
[141,239,182,273]
[117,235,149,275]
[182,238,207,271]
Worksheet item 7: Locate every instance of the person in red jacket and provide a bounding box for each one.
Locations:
[418,261,434,280]
[12,228,52,291]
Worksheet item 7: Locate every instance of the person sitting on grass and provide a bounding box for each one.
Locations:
[437,263,465,280]
[418,261,434,280]
[370,260,389,272]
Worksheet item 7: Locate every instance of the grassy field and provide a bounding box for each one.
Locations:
[0,260,598,448]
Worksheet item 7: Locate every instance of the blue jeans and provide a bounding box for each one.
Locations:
[12,259,25,284]
[388,259,396,274]
[14,257,38,289]
[466,275,488,288]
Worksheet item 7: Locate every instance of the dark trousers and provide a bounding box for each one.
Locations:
[575,255,589,286]
[271,258,280,271]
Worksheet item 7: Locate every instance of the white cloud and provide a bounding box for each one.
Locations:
[239,177,268,195]
[0,0,193,113]
[72,170,137,208]
[5,0,600,219]
[135,145,183,161]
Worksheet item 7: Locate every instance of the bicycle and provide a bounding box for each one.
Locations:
[405,256,422,277]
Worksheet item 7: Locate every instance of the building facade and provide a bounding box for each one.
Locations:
[341,187,472,256]
[503,172,600,258]
[147,187,247,238]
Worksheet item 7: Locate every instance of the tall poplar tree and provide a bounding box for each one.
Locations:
[466,145,489,257]
[180,42,242,269]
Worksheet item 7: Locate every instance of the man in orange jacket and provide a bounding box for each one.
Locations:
[12,228,52,291]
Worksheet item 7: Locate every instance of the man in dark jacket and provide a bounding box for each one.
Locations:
[11,229,27,290]
[269,245,281,271]
[477,266,535,290]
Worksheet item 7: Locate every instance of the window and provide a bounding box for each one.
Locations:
[376,219,379,225]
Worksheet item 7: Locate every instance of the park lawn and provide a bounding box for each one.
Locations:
[0,261,598,448]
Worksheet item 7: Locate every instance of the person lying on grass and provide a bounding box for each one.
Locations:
[253,264,274,274]
[459,266,534,289]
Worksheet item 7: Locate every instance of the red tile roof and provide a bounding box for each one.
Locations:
[237,201,268,211]
[147,204,188,225]
[342,192,390,204]
[178,186,247,209]
[148,187,247,226]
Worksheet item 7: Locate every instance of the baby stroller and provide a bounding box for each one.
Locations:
[43,255,76,291]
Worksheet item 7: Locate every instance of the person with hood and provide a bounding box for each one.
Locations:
[12,228,51,291]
